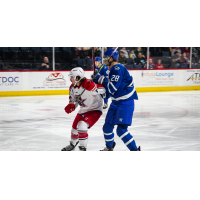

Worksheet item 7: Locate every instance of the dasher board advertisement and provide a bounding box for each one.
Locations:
[28,72,71,90]
[185,69,200,86]
[131,70,178,87]
[0,72,22,91]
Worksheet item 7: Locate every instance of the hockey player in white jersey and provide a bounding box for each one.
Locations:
[61,67,105,151]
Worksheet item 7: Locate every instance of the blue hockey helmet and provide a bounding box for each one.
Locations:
[95,57,101,62]
[104,49,119,61]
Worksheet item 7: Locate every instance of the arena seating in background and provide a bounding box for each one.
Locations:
[63,47,72,52]
[134,65,143,69]
[1,47,200,71]
[196,64,200,68]
[162,52,170,57]
[191,64,196,68]
[31,47,41,52]
[76,58,93,70]
[126,65,134,69]
[154,57,171,69]
[181,63,189,68]
[127,58,133,65]
[21,47,31,51]
[10,47,20,51]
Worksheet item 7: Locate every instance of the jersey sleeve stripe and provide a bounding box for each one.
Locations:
[108,82,117,94]
[109,82,117,91]
[111,87,136,101]
[107,82,112,94]
[128,77,134,87]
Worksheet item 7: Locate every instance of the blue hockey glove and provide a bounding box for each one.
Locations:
[92,74,105,84]
[95,74,105,84]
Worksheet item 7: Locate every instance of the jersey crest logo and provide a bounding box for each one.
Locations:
[119,118,123,122]
[115,66,120,70]
[76,96,87,107]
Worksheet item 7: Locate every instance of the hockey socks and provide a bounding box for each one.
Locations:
[78,131,88,147]
[117,125,138,151]
[103,123,115,148]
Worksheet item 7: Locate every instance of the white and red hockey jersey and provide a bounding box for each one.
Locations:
[69,79,105,114]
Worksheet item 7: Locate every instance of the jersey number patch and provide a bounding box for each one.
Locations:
[111,75,120,82]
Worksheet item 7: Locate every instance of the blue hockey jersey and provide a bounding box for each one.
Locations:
[95,64,109,79]
[102,63,138,104]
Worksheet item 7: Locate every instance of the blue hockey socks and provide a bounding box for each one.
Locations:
[103,123,115,148]
[116,124,138,151]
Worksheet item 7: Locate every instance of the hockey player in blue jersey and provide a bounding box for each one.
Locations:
[93,49,140,151]
[94,57,109,109]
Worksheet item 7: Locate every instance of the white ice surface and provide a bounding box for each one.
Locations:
[0,91,200,151]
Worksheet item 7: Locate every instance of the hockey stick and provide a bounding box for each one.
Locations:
[75,47,118,103]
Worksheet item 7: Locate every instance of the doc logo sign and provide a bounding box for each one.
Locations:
[0,76,19,86]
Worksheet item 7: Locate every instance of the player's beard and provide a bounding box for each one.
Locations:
[106,60,111,68]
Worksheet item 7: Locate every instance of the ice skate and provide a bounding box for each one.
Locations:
[100,142,116,151]
[61,141,79,151]
[130,146,141,151]
[79,146,87,151]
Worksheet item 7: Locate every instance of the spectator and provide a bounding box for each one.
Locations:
[40,57,51,70]
[155,59,164,69]
[172,51,182,68]
[94,47,101,57]
[145,52,154,63]
[129,50,136,60]
[80,47,92,59]
[192,47,198,63]
[120,47,129,58]
[181,52,190,64]
[171,47,181,56]
[182,47,190,57]
[149,58,155,69]
[134,53,146,66]
[118,51,127,65]
[134,47,144,57]
[72,47,80,59]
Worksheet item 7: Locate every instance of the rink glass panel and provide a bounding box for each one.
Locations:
[191,47,200,68]
[54,47,94,71]
[2,47,200,71]
[0,47,53,71]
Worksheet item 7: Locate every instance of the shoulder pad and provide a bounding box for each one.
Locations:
[81,79,97,91]
[97,84,104,88]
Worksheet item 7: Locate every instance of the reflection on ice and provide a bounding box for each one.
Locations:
[0,91,200,151]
